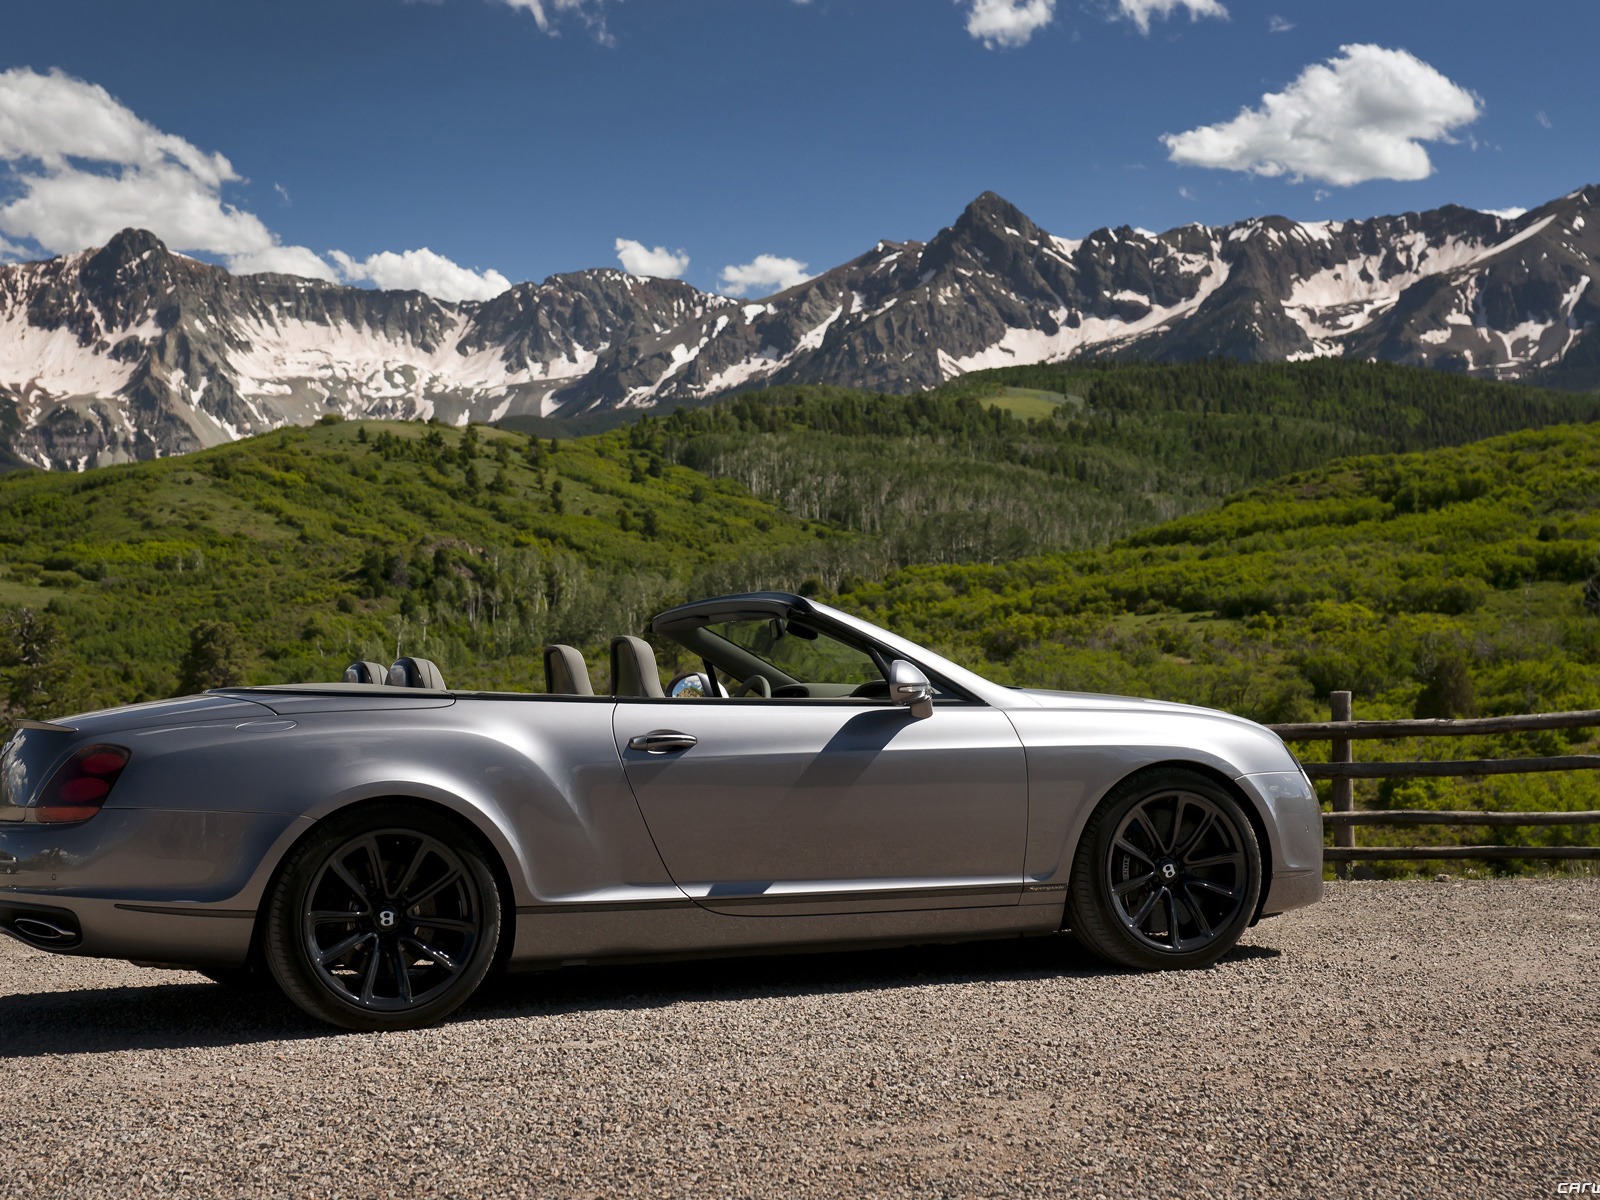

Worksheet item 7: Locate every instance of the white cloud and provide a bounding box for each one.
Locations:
[1178,185,1194,200]
[1535,110,1552,129]
[273,182,292,205]
[1267,14,1293,33]
[615,237,689,279]
[1115,0,1227,35]
[233,244,343,279]
[719,254,811,297]
[500,0,614,45]
[0,66,518,301]
[0,67,233,185]
[1480,206,1527,221]
[1160,44,1483,186]
[330,248,511,302]
[0,66,333,278]
[961,0,1056,49]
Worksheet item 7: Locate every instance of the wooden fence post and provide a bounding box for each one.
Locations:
[1330,691,1354,880]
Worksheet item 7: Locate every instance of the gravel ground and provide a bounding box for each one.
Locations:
[2,878,1597,1199]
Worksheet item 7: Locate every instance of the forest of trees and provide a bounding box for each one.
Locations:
[648,360,1597,569]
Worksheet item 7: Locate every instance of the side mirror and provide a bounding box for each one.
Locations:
[668,672,712,698]
[887,659,934,719]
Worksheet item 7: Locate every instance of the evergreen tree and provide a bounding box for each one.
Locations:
[0,607,80,721]
[1414,650,1479,719]
[177,621,251,694]
[1583,550,1600,617]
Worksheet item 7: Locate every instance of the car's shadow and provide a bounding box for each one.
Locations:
[0,938,1280,1058]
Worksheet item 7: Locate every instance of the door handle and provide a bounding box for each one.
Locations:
[627,729,698,754]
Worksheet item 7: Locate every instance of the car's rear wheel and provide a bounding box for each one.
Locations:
[1067,768,1261,970]
[263,805,501,1031]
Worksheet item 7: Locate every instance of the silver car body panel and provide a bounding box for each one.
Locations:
[611,697,1027,916]
[0,593,1323,970]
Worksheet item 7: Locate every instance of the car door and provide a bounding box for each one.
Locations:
[611,697,1027,916]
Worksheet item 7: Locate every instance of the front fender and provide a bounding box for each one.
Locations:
[1007,706,1305,891]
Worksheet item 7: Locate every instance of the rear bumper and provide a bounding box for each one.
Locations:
[0,895,258,966]
[0,808,311,966]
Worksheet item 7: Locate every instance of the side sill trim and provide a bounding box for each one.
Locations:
[516,883,1023,915]
[517,899,697,915]
[698,884,1020,908]
[113,904,256,919]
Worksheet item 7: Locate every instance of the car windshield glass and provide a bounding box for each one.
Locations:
[708,618,882,687]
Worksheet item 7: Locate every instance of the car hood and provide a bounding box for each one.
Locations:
[1014,687,1272,728]
[1008,688,1300,777]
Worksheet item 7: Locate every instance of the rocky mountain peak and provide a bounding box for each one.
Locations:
[79,228,178,296]
[90,227,169,267]
[919,190,1050,285]
[954,191,1039,238]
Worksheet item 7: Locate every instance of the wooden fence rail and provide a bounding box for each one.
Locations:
[1266,691,1600,869]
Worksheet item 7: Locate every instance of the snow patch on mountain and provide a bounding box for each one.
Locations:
[946,252,1232,377]
[0,317,139,398]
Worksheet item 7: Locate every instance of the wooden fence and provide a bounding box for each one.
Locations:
[1268,691,1600,869]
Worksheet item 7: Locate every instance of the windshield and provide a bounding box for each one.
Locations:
[707,617,882,687]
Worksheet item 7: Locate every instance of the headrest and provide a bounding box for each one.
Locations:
[342,661,390,685]
[609,636,665,698]
[544,644,595,696]
[388,657,447,690]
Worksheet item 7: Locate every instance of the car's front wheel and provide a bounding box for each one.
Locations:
[263,804,501,1030]
[1067,768,1261,970]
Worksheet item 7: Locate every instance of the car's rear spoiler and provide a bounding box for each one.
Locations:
[12,720,78,733]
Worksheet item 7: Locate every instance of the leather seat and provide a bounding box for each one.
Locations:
[609,636,665,698]
[543,644,595,696]
[342,660,389,685]
[387,657,447,689]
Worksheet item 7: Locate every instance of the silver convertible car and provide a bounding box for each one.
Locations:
[1,592,1322,1029]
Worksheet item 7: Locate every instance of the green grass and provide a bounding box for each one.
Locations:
[979,386,1078,420]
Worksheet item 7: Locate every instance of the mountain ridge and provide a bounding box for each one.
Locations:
[2,184,1596,470]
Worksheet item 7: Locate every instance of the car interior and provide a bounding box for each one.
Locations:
[340,610,944,704]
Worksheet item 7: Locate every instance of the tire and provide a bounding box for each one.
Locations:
[1067,768,1262,971]
[263,804,502,1031]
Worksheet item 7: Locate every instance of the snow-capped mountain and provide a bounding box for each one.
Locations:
[2,185,1596,470]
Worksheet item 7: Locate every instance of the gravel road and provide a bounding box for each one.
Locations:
[2,878,1597,1199]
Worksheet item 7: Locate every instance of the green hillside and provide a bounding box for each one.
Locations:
[0,418,847,710]
[1,361,1594,720]
[655,360,1597,568]
[829,422,1600,868]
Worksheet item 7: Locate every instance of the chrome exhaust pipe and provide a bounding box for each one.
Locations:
[11,916,77,944]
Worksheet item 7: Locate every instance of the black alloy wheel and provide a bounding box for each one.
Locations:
[1068,768,1261,970]
[265,805,501,1030]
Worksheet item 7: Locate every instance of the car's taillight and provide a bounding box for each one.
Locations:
[36,745,131,823]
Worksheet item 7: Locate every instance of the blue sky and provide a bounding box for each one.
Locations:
[1,0,1594,300]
